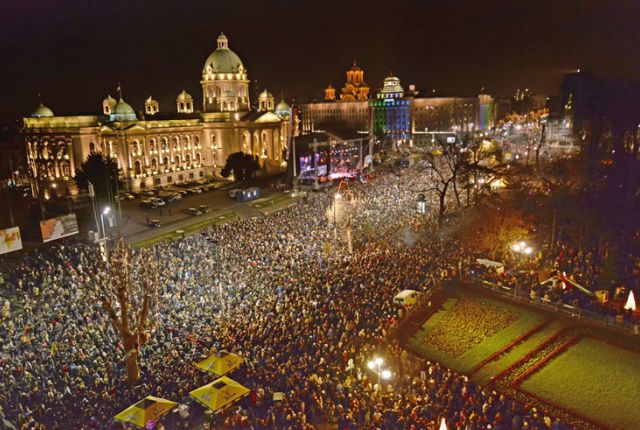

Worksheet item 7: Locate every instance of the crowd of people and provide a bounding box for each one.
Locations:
[0,166,570,430]
[467,240,640,323]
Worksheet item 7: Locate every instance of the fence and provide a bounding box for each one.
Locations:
[470,277,640,334]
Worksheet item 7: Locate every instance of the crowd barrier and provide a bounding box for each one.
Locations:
[470,277,640,335]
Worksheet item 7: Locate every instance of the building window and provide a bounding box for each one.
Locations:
[167,176,173,183]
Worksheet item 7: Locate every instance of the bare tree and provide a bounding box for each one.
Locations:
[101,238,158,384]
[424,136,500,223]
[326,191,358,253]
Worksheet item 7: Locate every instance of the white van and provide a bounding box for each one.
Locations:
[394,290,420,308]
[475,259,505,275]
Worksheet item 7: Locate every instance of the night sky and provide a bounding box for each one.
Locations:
[2,0,639,121]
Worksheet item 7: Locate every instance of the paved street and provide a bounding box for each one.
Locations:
[112,178,286,242]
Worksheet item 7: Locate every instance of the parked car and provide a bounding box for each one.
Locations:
[140,199,158,209]
[393,289,421,308]
[150,197,166,207]
[186,207,202,216]
[118,192,135,200]
[148,219,162,228]
[198,205,212,214]
[229,189,241,199]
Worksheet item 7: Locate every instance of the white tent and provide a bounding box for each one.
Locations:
[439,417,448,430]
[624,290,636,311]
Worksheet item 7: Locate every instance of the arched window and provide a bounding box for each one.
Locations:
[195,153,201,164]
[161,137,168,151]
[185,154,191,166]
[172,136,179,150]
[151,159,158,170]
[149,138,156,152]
[132,141,139,155]
[193,136,199,147]
[134,160,142,175]
[174,155,180,165]
[89,142,96,153]
[162,157,168,165]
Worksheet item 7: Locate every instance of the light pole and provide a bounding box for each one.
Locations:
[367,356,392,397]
[333,192,341,239]
[101,206,111,239]
[511,240,533,297]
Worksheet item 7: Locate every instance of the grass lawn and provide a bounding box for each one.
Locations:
[406,290,545,375]
[131,211,238,248]
[248,194,299,215]
[473,320,568,384]
[520,337,640,430]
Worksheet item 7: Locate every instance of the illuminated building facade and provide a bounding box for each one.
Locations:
[302,66,496,142]
[370,75,411,140]
[340,62,370,101]
[22,34,291,196]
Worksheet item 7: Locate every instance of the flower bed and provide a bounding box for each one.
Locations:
[469,318,551,375]
[489,329,605,430]
[424,297,520,358]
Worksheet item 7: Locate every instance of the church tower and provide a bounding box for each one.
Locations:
[324,84,336,101]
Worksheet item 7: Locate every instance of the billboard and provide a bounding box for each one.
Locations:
[0,226,23,255]
[40,213,79,243]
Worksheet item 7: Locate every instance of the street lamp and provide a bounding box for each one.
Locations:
[512,240,532,255]
[511,240,534,297]
[101,206,111,239]
[333,192,342,239]
[366,356,392,396]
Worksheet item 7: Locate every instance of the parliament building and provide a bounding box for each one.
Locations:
[22,34,292,197]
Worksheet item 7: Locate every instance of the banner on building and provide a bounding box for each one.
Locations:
[0,226,23,255]
[40,213,79,243]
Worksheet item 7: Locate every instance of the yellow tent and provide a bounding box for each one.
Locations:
[114,396,177,429]
[189,376,250,413]
[195,350,244,376]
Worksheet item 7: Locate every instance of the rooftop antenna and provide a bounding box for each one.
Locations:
[117,82,123,100]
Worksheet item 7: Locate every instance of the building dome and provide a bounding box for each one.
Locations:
[103,94,117,107]
[259,89,274,100]
[379,75,404,98]
[349,61,363,72]
[32,102,54,118]
[275,100,291,117]
[110,98,137,121]
[177,90,193,102]
[203,33,244,74]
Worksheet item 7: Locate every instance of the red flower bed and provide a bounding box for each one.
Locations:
[511,335,581,386]
[469,318,551,375]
